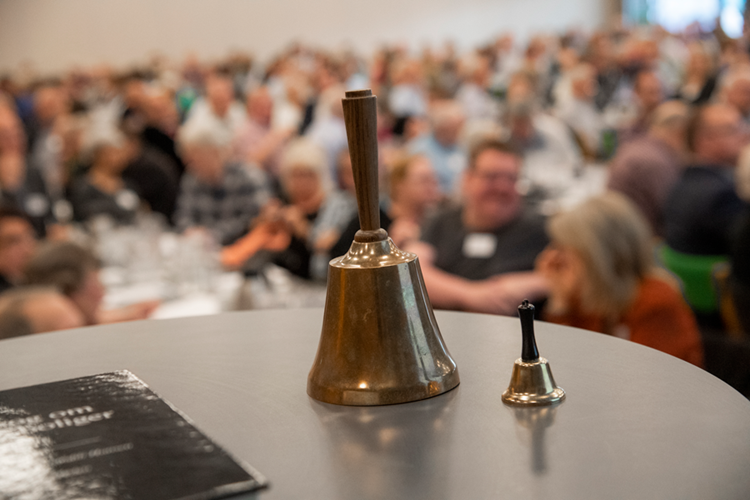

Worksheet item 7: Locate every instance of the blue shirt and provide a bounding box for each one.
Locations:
[407,134,466,195]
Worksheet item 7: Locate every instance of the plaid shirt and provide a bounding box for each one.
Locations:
[175,163,270,245]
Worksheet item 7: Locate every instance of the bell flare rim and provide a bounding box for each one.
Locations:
[307,374,461,406]
[501,387,566,406]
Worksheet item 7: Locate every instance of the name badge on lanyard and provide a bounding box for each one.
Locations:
[462,233,497,258]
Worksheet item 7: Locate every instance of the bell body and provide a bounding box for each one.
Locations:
[307,238,460,405]
[502,357,565,406]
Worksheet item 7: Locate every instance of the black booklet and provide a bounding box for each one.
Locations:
[0,370,268,499]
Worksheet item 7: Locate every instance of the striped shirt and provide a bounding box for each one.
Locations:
[175,163,270,245]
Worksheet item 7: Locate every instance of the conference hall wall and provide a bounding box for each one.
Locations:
[0,0,605,74]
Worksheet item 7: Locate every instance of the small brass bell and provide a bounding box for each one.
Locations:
[307,89,460,406]
[502,300,565,406]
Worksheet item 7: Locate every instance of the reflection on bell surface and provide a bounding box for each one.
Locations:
[307,89,459,406]
[502,300,565,406]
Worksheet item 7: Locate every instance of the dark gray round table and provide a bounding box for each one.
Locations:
[1,309,749,499]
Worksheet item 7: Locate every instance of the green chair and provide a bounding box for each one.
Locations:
[659,245,728,314]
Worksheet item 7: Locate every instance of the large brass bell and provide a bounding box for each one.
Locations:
[502,300,565,406]
[307,89,460,406]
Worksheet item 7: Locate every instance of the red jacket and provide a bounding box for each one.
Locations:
[545,276,704,368]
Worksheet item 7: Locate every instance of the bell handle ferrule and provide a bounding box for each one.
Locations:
[342,89,385,242]
[519,300,540,362]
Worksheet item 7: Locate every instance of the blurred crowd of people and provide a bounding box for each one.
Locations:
[2,22,750,389]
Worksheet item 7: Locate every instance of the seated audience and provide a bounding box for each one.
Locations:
[737,143,750,203]
[140,88,186,178]
[24,241,159,325]
[119,76,149,133]
[549,44,581,111]
[607,100,689,237]
[232,85,292,178]
[0,205,37,294]
[0,99,56,236]
[407,100,467,196]
[330,153,442,257]
[673,42,717,106]
[618,69,664,144]
[221,139,349,280]
[308,148,357,279]
[407,139,549,315]
[536,192,704,367]
[730,147,750,332]
[271,69,309,134]
[305,85,348,180]
[720,66,750,125]
[175,120,270,246]
[70,127,142,225]
[383,154,442,247]
[27,82,70,206]
[455,53,498,123]
[505,97,583,197]
[182,72,245,140]
[121,129,180,224]
[586,32,622,112]
[730,210,750,333]
[388,58,429,135]
[0,286,84,340]
[663,104,748,256]
[7,27,750,343]
[554,63,606,159]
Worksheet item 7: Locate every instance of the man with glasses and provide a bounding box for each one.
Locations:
[406,139,549,316]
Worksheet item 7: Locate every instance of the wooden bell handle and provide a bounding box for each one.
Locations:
[342,89,387,242]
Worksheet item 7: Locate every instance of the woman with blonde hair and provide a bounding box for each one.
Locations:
[536,192,703,366]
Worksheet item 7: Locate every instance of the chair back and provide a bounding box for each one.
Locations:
[659,245,727,314]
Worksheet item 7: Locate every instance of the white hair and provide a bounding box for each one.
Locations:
[81,123,126,162]
[177,119,232,149]
[279,138,332,194]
